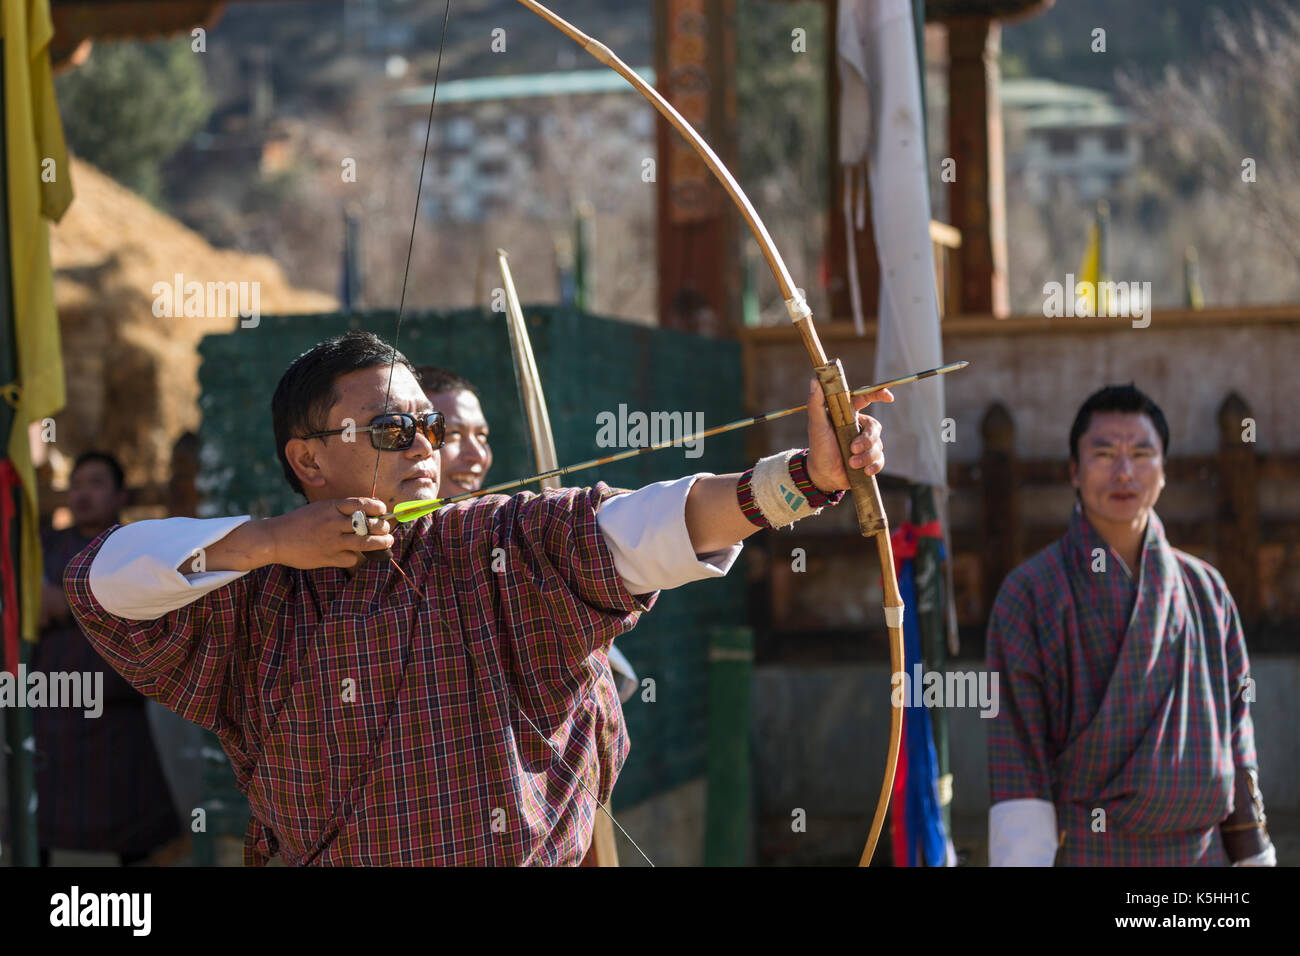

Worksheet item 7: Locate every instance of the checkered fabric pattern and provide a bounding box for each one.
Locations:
[64,484,654,865]
[986,504,1256,866]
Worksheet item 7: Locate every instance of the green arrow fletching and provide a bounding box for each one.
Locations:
[391,499,445,523]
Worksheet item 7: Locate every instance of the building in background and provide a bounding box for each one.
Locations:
[1002,78,1138,203]
[390,67,657,224]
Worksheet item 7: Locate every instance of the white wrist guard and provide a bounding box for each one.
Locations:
[749,449,819,529]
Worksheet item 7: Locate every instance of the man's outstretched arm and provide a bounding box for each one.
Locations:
[683,379,888,554]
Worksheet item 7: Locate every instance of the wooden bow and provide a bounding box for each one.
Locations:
[514,0,905,866]
[498,249,622,867]
[498,250,561,492]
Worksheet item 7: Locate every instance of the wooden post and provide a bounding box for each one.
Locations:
[653,0,739,337]
[705,626,753,865]
[929,220,963,318]
[168,431,200,518]
[826,0,880,323]
[579,805,619,867]
[945,17,1008,317]
[981,403,1017,615]
[1217,393,1259,626]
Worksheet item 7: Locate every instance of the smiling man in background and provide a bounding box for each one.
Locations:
[986,384,1275,867]
[418,366,493,497]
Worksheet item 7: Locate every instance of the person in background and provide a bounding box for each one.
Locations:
[35,451,183,866]
[986,385,1275,867]
[417,367,493,498]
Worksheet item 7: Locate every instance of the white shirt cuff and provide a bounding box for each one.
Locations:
[596,474,743,595]
[1232,844,1277,866]
[607,644,639,703]
[989,798,1058,866]
[88,516,253,620]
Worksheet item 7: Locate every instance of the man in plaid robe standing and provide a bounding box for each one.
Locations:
[62,331,891,865]
[986,384,1276,867]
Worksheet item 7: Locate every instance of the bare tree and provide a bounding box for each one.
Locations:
[1118,3,1300,304]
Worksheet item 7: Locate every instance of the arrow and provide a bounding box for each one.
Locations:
[378,361,967,523]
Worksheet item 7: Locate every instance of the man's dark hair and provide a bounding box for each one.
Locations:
[72,451,125,491]
[1068,384,1170,463]
[416,366,479,397]
[272,331,416,495]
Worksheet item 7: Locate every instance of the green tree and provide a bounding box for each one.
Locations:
[1118,3,1300,301]
[56,38,212,202]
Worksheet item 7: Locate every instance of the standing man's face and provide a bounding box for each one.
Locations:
[68,460,126,534]
[428,388,493,497]
[282,364,442,508]
[1069,411,1166,531]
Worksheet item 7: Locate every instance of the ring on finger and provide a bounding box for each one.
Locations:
[351,509,370,537]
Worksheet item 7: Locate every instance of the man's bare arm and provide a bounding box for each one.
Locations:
[682,380,889,554]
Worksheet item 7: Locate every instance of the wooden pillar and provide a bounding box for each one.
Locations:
[945,17,1008,317]
[1217,393,1259,625]
[579,806,619,867]
[826,0,880,323]
[980,402,1017,615]
[654,0,739,337]
[168,431,201,518]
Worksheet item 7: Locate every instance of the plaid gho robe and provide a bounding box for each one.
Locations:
[65,484,654,865]
[987,504,1256,866]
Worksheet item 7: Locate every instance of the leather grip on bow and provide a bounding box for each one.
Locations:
[814,361,888,537]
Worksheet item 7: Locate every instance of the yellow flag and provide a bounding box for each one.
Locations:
[3,0,75,641]
[1077,221,1100,316]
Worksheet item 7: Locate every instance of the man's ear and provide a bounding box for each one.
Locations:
[284,438,328,492]
[1068,458,1078,489]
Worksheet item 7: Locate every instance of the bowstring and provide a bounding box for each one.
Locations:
[377,1,651,867]
[493,678,656,867]
[372,0,453,501]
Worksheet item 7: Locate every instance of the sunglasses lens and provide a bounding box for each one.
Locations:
[371,414,415,450]
[425,413,445,448]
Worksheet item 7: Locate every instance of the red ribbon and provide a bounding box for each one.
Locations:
[1,460,21,675]
[888,519,942,563]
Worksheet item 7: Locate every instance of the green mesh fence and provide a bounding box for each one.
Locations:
[195,306,746,821]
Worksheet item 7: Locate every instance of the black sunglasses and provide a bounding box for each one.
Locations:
[301,411,446,451]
